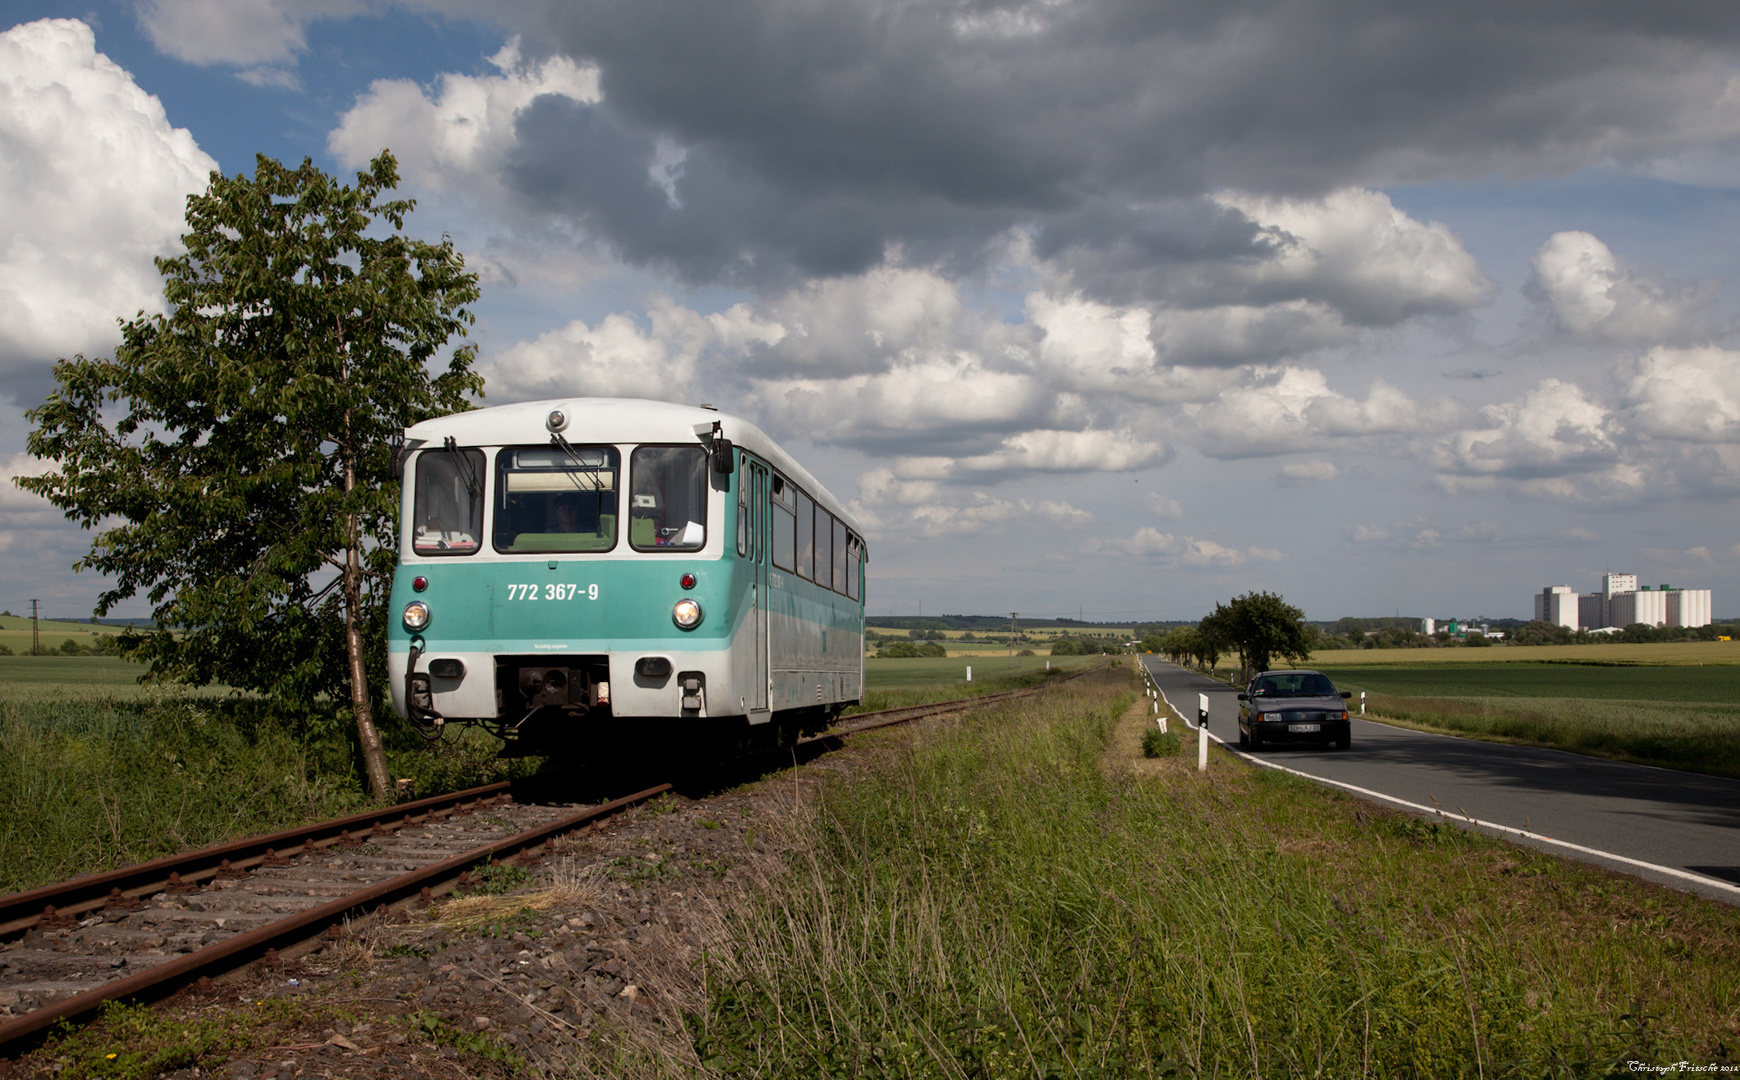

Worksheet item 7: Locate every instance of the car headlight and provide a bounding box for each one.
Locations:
[403,600,431,631]
[673,598,703,629]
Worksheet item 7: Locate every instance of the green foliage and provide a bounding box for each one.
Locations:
[18,152,480,730]
[1200,590,1312,674]
[877,640,921,658]
[1140,725,1180,757]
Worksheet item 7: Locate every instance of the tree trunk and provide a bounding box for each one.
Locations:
[344,463,392,800]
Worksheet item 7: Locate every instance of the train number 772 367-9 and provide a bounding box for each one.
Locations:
[505,583,598,601]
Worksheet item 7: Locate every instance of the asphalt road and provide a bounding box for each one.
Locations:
[1139,656,1740,906]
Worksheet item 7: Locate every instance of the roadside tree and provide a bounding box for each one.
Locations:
[1200,591,1313,678]
[19,152,481,799]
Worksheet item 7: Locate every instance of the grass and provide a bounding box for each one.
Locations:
[0,656,170,697]
[1317,664,1740,779]
[0,690,537,895]
[851,654,1100,714]
[696,664,1740,1077]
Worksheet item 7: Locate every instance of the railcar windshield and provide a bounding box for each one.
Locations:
[1251,673,1338,698]
[630,446,707,551]
[412,448,484,555]
[493,446,620,553]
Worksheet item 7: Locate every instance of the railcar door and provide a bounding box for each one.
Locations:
[750,461,771,717]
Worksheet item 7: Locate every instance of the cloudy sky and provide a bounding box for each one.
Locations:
[4,1,1740,623]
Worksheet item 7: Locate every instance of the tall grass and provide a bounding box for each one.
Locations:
[697,667,1740,1077]
[0,691,534,894]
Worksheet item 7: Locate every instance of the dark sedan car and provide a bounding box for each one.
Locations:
[1237,669,1353,750]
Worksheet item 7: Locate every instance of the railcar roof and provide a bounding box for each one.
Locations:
[405,398,862,535]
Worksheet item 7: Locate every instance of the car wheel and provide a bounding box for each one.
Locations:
[1248,727,1261,751]
[1238,726,1249,749]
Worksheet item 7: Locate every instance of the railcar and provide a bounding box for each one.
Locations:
[385,398,867,757]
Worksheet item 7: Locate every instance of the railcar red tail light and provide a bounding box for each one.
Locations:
[680,573,695,589]
[412,576,428,592]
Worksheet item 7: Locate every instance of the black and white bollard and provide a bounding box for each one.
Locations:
[1197,692,1210,771]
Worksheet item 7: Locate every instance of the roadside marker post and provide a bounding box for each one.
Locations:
[966,666,972,682]
[1197,693,1210,772]
[1360,692,1366,715]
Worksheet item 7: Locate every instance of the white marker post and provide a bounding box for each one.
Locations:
[1360,691,1366,715]
[1197,692,1210,772]
[966,666,972,682]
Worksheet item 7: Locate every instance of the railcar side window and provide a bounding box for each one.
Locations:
[815,509,832,589]
[631,446,707,551]
[846,534,862,601]
[493,446,619,553]
[795,489,815,580]
[736,455,748,558]
[771,476,795,571]
[832,517,849,593]
[412,449,484,555]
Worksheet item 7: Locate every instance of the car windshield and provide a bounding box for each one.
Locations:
[493,446,620,553]
[1252,673,1337,698]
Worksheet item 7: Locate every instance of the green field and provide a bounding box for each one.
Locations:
[1314,662,1740,779]
[0,613,126,656]
[0,656,156,696]
[1307,639,1740,666]
[1323,662,1740,702]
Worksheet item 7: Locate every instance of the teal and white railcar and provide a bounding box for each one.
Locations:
[386,398,866,754]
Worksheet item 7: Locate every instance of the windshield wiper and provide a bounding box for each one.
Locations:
[443,435,480,497]
[549,431,605,492]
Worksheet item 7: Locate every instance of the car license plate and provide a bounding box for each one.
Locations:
[1288,723,1320,733]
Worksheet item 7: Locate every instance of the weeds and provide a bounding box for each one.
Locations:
[698,666,1740,1077]
[0,689,538,893]
[1141,725,1181,757]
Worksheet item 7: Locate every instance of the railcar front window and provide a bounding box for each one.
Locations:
[412,449,484,555]
[493,446,620,553]
[630,446,708,551]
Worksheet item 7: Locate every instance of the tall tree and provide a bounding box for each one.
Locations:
[20,152,481,799]
[1200,591,1313,678]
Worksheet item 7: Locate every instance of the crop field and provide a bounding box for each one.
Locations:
[0,613,122,656]
[1323,662,1740,701]
[1312,661,1740,779]
[1308,639,1740,666]
[855,654,1098,712]
[0,656,155,697]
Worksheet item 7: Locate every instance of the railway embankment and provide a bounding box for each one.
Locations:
[7,659,1738,1076]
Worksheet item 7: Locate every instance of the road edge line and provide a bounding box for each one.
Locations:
[1149,675,1740,902]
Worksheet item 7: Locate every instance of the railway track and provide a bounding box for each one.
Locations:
[0,664,1103,1059]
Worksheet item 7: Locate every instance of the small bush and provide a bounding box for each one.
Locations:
[1141,725,1181,757]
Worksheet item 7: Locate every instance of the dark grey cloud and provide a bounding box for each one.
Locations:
[484,0,1740,292]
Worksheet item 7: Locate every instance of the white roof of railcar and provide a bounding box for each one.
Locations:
[405,398,863,536]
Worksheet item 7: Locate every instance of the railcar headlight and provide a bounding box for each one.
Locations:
[403,600,431,631]
[672,598,703,629]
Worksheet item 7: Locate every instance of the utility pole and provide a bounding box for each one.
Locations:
[29,598,39,656]
[1009,612,1017,657]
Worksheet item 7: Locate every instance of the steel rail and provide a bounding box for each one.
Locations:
[0,784,671,1056]
[0,782,515,940]
[0,660,1113,1059]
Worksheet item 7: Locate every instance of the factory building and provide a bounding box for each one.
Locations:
[1534,573,1712,630]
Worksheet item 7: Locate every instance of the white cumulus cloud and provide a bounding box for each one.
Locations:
[0,19,216,391]
[1528,231,1712,343]
[1623,346,1740,444]
[329,38,601,201]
